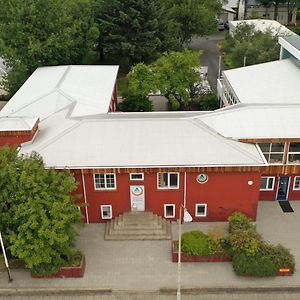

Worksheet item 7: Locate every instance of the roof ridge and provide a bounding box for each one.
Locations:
[55,66,71,89]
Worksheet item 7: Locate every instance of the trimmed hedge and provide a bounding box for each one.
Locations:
[181,230,222,256]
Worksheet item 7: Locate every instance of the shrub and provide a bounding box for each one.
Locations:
[232,252,277,277]
[228,212,255,233]
[181,230,216,256]
[229,229,260,257]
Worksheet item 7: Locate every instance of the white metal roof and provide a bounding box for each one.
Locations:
[0,65,119,120]
[223,59,300,104]
[198,104,300,140]
[229,19,296,37]
[19,110,264,168]
[0,116,38,131]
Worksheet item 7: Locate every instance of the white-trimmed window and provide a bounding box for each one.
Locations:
[288,143,300,164]
[101,205,112,219]
[129,173,144,181]
[157,172,179,189]
[164,204,175,218]
[293,176,300,190]
[260,176,275,191]
[94,173,116,190]
[195,204,207,217]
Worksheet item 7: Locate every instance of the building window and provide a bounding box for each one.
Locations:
[129,173,144,181]
[258,143,284,164]
[260,176,275,191]
[288,142,300,164]
[157,172,179,189]
[94,173,116,190]
[101,205,112,219]
[195,204,207,217]
[293,176,300,190]
[164,204,175,218]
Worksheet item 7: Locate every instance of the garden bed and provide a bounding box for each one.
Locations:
[171,241,231,263]
[31,255,85,278]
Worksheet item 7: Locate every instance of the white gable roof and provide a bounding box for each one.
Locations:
[0,116,38,131]
[223,59,300,104]
[19,110,264,168]
[0,65,118,120]
[198,104,300,140]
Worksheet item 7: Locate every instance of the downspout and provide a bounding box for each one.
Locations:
[81,169,90,224]
[183,172,187,209]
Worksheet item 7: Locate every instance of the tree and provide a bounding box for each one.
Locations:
[118,95,153,112]
[97,0,179,67]
[163,0,222,44]
[220,23,280,68]
[127,49,202,110]
[0,146,82,275]
[0,0,99,97]
[257,0,273,18]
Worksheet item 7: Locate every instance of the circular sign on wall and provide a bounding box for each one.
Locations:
[132,186,144,196]
[196,173,208,184]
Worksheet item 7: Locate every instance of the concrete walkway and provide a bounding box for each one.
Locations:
[0,201,300,292]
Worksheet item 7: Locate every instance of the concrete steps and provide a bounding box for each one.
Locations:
[105,211,172,240]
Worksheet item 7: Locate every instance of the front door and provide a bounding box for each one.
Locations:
[130,185,145,211]
[276,176,290,201]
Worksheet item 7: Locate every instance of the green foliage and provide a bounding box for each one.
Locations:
[0,0,99,97]
[288,25,300,36]
[118,95,153,112]
[232,251,277,277]
[195,93,220,111]
[97,0,179,67]
[228,211,255,233]
[181,230,222,256]
[0,146,82,274]
[162,0,221,44]
[220,24,280,68]
[127,49,202,110]
[228,211,295,276]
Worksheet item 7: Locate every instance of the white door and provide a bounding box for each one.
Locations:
[130,185,145,211]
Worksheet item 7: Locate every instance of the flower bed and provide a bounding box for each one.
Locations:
[31,255,85,278]
[171,241,231,263]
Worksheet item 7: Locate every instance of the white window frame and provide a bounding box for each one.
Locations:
[293,176,300,190]
[157,172,179,190]
[260,176,275,191]
[288,142,300,164]
[94,173,116,190]
[195,204,207,217]
[100,205,112,219]
[164,204,175,218]
[129,173,144,181]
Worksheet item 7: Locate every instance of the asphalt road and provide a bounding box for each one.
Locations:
[189,31,227,92]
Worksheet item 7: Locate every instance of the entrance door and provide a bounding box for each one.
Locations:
[130,185,145,211]
[276,176,290,201]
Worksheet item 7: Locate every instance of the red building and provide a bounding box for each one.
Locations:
[0,65,299,223]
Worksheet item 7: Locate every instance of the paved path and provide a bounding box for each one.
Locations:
[0,201,300,295]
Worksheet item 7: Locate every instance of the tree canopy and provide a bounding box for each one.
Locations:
[0,146,82,274]
[0,0,99,97]
[220,23,280,69]
[127,49,202,110]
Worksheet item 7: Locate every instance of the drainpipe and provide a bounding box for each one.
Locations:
[183,172,187,209]
[81,169,90,224]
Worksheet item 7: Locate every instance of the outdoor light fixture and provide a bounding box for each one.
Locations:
[248,180,253,186]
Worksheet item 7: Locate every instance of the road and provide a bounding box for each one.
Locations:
[189,31,227,92]
[1,291,300,300]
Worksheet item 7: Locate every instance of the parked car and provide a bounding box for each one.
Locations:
[218,20,225,31]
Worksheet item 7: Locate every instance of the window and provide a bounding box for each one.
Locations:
[129,173,144,181]
[258,143,284,164]
[195,204,207,217]
[260,176,275,191]
[157,172,179,189]
[101,205,112,219]
[164,204,175,218]
[293,176,300,190]
[288,143,300,164]
[94,173,116,190]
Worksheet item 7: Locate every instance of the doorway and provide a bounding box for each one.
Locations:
[130,185,145,211]
[276,176,290,201]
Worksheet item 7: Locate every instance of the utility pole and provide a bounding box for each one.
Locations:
[0,231,13,282]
